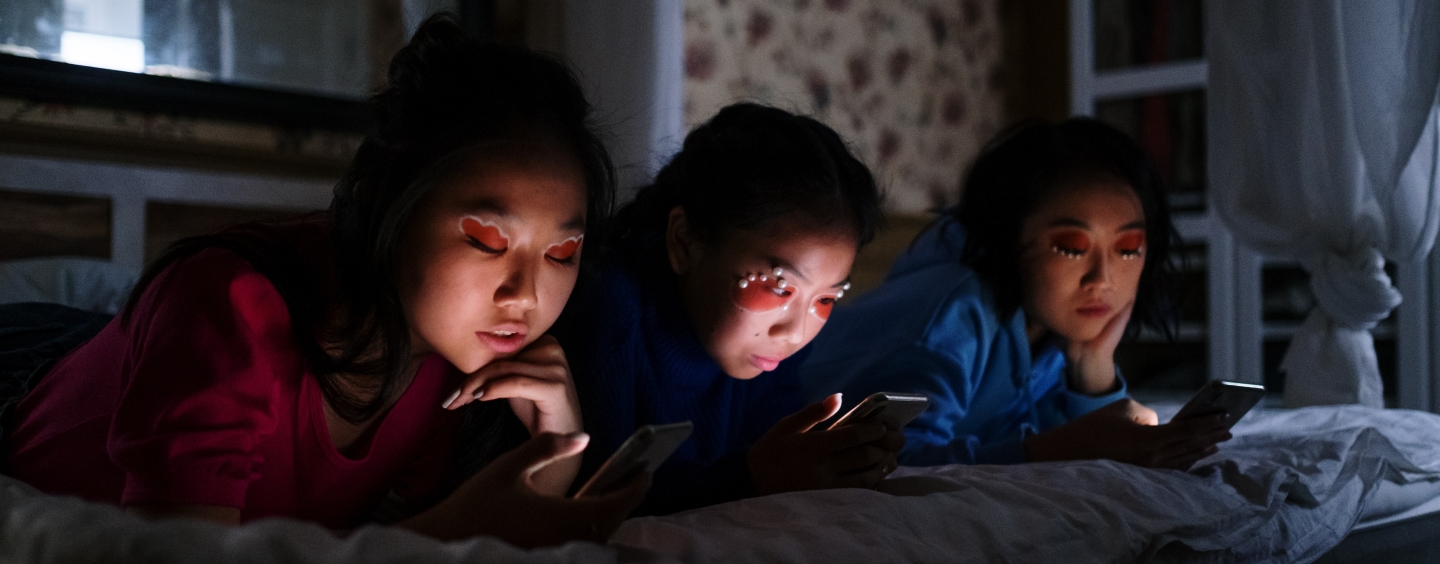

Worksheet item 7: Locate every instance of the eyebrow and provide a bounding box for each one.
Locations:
[459,200,513,219]
[1046,218,1147,231]
[770,258,850,288]
[559,215,586,232]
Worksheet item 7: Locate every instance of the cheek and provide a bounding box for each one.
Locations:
[403,263,482,360]
[1117,261,1146,297]
[1021,258,1085,320]
[532,267,581,328]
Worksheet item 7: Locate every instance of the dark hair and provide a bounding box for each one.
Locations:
[616,103,883,249]
[125,14,615,426]
[952,117,1180,340]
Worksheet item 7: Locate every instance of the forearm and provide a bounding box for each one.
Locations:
[1067,356,1119,395]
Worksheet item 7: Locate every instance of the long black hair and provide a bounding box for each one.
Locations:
[125,14,615,427]
[616,103,883,249]
[952,118,1180,340]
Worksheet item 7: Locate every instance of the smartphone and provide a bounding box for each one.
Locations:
[1170,380,1266,428]
[827,392,930,431]
[572,421,693,499]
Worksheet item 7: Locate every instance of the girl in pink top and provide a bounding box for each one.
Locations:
[5,14,644,547]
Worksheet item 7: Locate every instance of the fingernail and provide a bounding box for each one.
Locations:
[442,389,461,409]
[473,389,485,400]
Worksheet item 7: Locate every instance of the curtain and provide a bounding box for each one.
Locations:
[561,0,686,199]
[1207,0,1440,407]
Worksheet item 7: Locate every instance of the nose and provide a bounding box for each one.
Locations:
[1081,249,1115,291]
[767,302,808,345]
[493,255,538,311]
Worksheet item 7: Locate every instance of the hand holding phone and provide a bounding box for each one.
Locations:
[573,421,693,499]
[1170,380,1266,428]
[828,392,930,431]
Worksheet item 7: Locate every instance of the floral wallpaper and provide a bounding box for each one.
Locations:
[683,0,1006,213]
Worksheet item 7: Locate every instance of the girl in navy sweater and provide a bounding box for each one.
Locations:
[454,103,896,515]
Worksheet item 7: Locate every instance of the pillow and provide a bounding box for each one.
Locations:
[0,258,138,315]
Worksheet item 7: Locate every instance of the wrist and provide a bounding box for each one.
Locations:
[1067,357,1118,396]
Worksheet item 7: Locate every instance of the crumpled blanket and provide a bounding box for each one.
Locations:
[3,406,1437,563]
[612,406,1440,563]
[0,475,671,564]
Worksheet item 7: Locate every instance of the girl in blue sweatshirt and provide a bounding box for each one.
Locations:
[802,119,1231,469]
[535,103,895,515]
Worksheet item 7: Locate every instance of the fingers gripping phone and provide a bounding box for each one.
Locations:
[827,392,930,431]
[573,421,693,499]
[1170,380,1266,429]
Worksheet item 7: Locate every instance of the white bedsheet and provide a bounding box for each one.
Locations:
[612,406,1440,563]
[0,476,670,564]
[3,405,1437,563]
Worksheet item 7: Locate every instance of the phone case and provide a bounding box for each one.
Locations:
[828,392,930,431]
[1171,380,1265,427]
[574,421,693,498]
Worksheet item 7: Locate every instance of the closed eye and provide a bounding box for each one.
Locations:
[1115,232,1146,257]
[545,236,583,265]
[460,217,509,254]
[1049,232,1091,259]
[466,235,505,254]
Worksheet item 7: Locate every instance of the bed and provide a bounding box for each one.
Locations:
[5,260,1440,563]
[3,394,1439,562]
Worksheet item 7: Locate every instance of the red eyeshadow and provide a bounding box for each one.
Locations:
[810,297,836,320]
[733,277,792,312]
[461,217,509,250]
[1050,232,1091,252]
[546,237,583,260]
[1115,232,1146,252]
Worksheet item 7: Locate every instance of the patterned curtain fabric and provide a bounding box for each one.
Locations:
[1208,0,1440,407]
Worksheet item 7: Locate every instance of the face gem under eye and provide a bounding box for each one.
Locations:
[809,296,837,320]
[1049,232,1091,257]
[459,216,509,251]
[546,235,584,260]
[733,274,793,312]
[1114,231,1146,256]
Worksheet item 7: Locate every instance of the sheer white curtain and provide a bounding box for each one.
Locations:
[1207,0,1440,407]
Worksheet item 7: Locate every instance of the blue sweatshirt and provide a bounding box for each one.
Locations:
[800,217,1127,466]
[553,235,804,515]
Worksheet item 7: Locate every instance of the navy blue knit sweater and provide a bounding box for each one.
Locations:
[553,236,804,516]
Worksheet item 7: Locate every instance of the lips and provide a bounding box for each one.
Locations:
[1076,304,1112,318]
[750,355,782,372]
[477,323,528,354]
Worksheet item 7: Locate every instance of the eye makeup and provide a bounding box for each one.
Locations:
[545,235,584,261]
[460,216,509,252]
[734,269,794,312]
[1115,231,1145,258]
[1049,232,1091,259]
[732,267,848,321]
